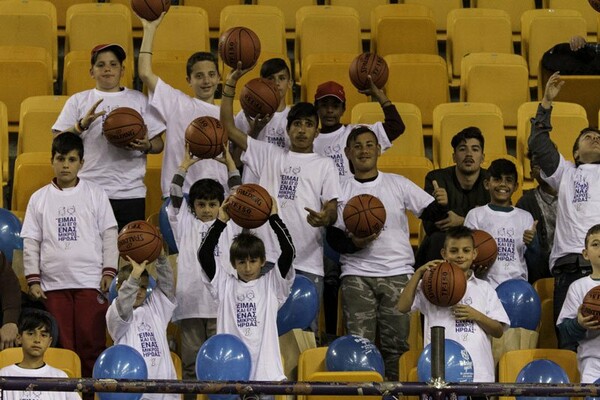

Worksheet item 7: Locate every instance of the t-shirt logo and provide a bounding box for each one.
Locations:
[236,289,257,332]
[57,205,78,242]
[573,176,590,204]
[279,166,300,200]
[137,321,161,358]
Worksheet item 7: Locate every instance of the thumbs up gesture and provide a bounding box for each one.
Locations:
[523,220,538,245]
[432,180,448,206]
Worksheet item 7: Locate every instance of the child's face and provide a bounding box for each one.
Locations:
[90,51,124,92]
[133,275,150,308]
[484,174,517,206]
[452,138,484,175]
[19,326,52,359]
[265,69,292,105]
[193,198,220,222]
[344,132,380,174]
[287,116,318,153]
[234,257,265,282]
[52,150,83,188]
[583,232,600,267]
[187,60,220,102]
[441,237,477,273]
[316,97,345,128]
[575,130,600,164]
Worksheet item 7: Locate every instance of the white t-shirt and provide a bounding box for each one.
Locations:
[106,288,178,400]
[541,156,600,270]
[557,276,600,383]
[20,180,118,291]
[206,260,295,381]
[0,364,81,400]
[52,88,164,199]
[241,137,341,276]
[412,273,510,382]
[464,205,534,288]
[149,78,228,197]
[335,172,434,277]
[313,122,391,179]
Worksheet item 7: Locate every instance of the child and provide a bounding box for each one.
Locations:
[52,43,165,230]
[325,126,448,380]
[167,144,241,389]
[21,132,118,377]
[464,158,537,288]
[397,226,510,383]
[313,79,404,178]
[197,196,295,381]
[557,224,600,382]
[0,312,81,400]
[138,13,228,197]
[106,252,178,400]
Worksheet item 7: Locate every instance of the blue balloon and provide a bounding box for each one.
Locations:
[496,279,541,330]
[516,359,569,400]
[0,209,23,262]
[326,334,385,377]
[159,197,178,254]
[93,344,148,400]
[277,275,319,335]
[108,276,157,304]
[417,339,474,383]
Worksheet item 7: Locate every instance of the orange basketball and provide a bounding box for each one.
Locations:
[472,229,498,269]
[342,194,386,238]
[349,53,389,91]
[131,0,170,21]
[118,220,163,264]
[228,184,273,229]
[185,116,228,159]
[102,107,146,148]
[589,0,600,13]
[239,78,281,119]
[581,285,600,323]
[218,26,261,69]
[421,261,467,307]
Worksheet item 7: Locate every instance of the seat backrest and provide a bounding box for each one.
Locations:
[0,101,7,190]
[256,0,316,36]
[537,298,558,349]
[153,6,210,53]
[170,351,183,380]
[552,75,600,128]
[144,50,194,97]
[63,50,134,95]
[329,0,388,35]
[549,0,597,35]
[298,347,328,381]
[181,0,243,37]
[472,0,536,34]
[384,54,449,127]
[398,348,421,382]
[18,96,69,155]
[145,152,163,219]
[370,4,438,57]
[533,277,555,303]
[0,347,82,378]
[460,52,530,127]
[11,152,54,214]
[306,371,383,400]
[403,0,462,39]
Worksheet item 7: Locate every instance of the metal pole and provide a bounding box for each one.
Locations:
[431,326,445,384]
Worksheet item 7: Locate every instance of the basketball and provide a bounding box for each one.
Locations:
[581,285,600,323]
[102,107,146,148]
[228,184,273,229]
[131,0,170,21]
[239,78,281,119]
[118,220,163,264]
[472,229,498,270]
[218,26,261,69]
[349,53,389,91]
[589,0,600,13]
[342,194,386,238]
[421,261,467,307]
[185,116,228,159]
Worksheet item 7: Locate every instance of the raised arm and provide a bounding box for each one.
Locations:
[397,261,439,313]
[138,13,166,93]
[170,144,200,212]
[197,199,230,280]
[115,257,148,321]
[220,63,255,151]
[360,76,404,142]
[154,251,175,302]
[269,210,296,278]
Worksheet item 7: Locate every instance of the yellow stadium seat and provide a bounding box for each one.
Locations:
[408,310,423,352]
[548,0,597,39]
[0,347,82,378]
[460,53,530,132]
[255,0,316,39]
[402,0,462,41]
[533,277,555,303]
[294,5,361,81]
[0,101,7,190]
[350,102,425,157]
[11,152,54,215]
[538,75,600,128]
[446,8,513,86]
[538,298,558,349]
[106,0,143,38]
[384,54,449,135]
[328,0,389,40]
[144,50,193,97]
[170,351,183,380]
[181,0,243,39]
[63,50,134,95]
[145,152,163,220]
[471,0,536,41]
[298,346,328,380]
[18,96,69,155]
[370,4,438,57]
[398,349,420,382]
[0,0,58,80]
[433,102,506,169]
[152,6,210,53]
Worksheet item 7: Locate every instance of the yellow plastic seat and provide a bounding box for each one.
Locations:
[0,101,7,190]
[152,6,210,53]
[170,351,183,380]
[181,0,244,39]
[255,0,316,39]
[538,298,558,349]
[370,4,438,57]
[471,0,536,41]
[533,277,555,303]
[328,0,388,40]
[403,0,462,41]
[18,96,69,155]
[63,50,134,95]
[105,0,143,38]
[0,347,82,378]
[144,50,193,97]
[398,349,420,382]
[11,152,54,215]
[145,152,164,220]
[548,0,597,39]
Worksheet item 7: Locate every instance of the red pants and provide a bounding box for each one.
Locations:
[45,289,109,377]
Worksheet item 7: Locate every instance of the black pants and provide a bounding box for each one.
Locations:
[109,198,146,231]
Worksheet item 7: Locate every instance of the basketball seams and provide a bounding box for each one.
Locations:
[231,192,270,219]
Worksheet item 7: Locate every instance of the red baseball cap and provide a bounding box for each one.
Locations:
[90,43,126,64]
[314,81,346,103]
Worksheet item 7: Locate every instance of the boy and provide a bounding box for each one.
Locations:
[325,126,448,380]
[21,132,118,377]
[106,252,178,400]
[167,144,241,389]
[52,43,165,230]
[0,312,80,400]
[138,13,228,197]
[313,79,404,178]
[464,158,537,288]
[197,196,295,381]
[557,224,600,382]
[397,226,510,383]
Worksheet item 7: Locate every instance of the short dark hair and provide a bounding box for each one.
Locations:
[260,58,290,79]
[189,179,225,215]
[230,232,266,266]
[487,158,517,181]
[585,224,600,248]
[443,226,475,248]
[451,127,485,152]
[186,52,219,77]
[286,102,318,131]
[573,127,600,163]
[52,132,84,160]
[18,311,53,335]
[345,125,379,148]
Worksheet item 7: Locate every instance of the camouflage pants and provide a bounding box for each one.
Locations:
[341,274,410,381]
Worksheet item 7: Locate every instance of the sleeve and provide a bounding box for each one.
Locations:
[147,78,182,120]
[101,227,118,277]
[169,169,186,212]
[155,253,176,302]
[403,177,439,218]
[269,214,295,278]
[240,137,275,178]
[419,200,449,223]
[141,96,166,139]
[325,226,360,254]
[320,158,342,203]
[107,275,140,341]
[0,254,21,325]
[23,238,41,286]
[410,286,426,314]
[197,219,228,280]
[556,282,588,347]
[422,171,438,235]
[463,209,476,229]
[52,95,81,132]
[527,104,561,178]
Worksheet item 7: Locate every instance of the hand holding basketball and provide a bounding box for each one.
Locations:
[118,220,163,264]
[125,256,148,279]
[218,27,261,69]
[180,143,201,171]
[132,0,170,22]
[580,286,600,328]
[349,53,388,91]
[421,261,467,307]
